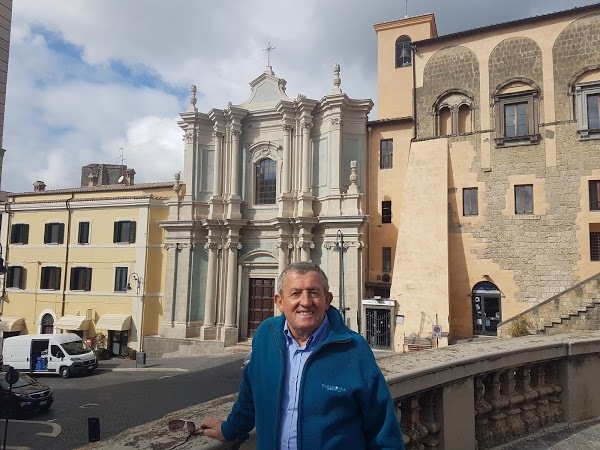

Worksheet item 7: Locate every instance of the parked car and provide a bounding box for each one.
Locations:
[0,372,54,418]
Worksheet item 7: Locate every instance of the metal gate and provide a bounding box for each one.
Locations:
[365,308,391,349]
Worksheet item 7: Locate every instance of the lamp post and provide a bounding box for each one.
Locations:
[336,230,346,323]
[126,272,144,351]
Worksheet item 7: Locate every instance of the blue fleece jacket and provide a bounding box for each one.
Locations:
[221,306,405,449]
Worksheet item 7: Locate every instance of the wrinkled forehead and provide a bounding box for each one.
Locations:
[282,270,327,293]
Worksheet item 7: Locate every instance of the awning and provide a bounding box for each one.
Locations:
[95,314,131,331]
[55,315,90,331]
[0,316,25,332]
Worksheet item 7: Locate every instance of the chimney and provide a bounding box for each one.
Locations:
[33,180,46,192]
[124,168,136,186]
[88,172,98,187]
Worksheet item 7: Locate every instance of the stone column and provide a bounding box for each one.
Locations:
[301,121,312,192]
[298,241,314,262]
[173,244,193,333]
[212,131,223,195]
[200,243,220,340]
[230,129,241,196]
[223,241,241,346]
[277,241,291,275]
[330,117,342,194]
[159,243,178,336]
[282,125,292,193]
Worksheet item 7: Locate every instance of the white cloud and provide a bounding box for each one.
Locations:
[3,0,598,192]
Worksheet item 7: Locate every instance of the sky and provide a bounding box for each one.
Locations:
[2,0,597,193]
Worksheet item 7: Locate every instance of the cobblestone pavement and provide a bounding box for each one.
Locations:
[497,419,600,449]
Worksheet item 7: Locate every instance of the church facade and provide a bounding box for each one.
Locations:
[158,66,372,346]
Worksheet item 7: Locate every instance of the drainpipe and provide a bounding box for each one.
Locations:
[412,43,418,140]
[60,195,74,317]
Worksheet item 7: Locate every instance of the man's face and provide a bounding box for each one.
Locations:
[275,270,333,341]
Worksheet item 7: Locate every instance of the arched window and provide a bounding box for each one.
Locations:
[458,104,472,134]
[395,36,412,68]
[41,313,54,334]
[255,159,276,205]
[438,107,452,136]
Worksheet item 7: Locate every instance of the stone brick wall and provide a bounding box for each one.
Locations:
[417,46,480,139]
[553,13,600,122]
[425,14,600,310]
[489,37,543,95]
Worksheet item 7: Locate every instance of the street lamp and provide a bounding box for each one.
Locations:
[335,230,346,322]
[126,272,143,295]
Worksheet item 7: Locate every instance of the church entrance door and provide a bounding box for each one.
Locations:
[248,278,275,338]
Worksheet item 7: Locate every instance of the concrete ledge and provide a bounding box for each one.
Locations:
[77,394,256,450]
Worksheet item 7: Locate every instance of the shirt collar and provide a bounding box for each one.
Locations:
[284,314,330,349]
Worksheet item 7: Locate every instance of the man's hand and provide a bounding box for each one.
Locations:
[200,417,226,441]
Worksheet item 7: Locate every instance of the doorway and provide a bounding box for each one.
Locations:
[472,281,501,336]
[247,278,275,338]
[108,331,129,356]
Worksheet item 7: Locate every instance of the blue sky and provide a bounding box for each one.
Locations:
[2,0,596,192]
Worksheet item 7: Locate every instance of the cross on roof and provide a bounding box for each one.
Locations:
[263,42,276,66]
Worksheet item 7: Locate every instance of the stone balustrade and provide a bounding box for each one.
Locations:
[82,331,600,450]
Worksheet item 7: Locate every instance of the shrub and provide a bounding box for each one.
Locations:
[94,348,110,360]
[122,347,137,359]
[506,315,530,337]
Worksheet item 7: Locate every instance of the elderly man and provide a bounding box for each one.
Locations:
[201,261,404,449]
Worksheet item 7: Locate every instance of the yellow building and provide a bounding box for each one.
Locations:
[0,177,183,354]
[368,4,600,350]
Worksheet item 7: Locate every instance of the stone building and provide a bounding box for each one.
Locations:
[155,65,372,350]
[368,4,600,350]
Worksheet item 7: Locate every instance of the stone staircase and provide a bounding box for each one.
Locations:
[497,273,600,337]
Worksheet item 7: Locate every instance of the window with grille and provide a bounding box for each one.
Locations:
[382,247,392,273]
[7,266,25,289]
[515,185,533,214]
[41,266,61,290]
[463,188,478,216]
[44,222,65,244]
[380,139,393,169]
[494,90,540,146]
[382,201,392,224]
[255,159,277,204]
[591,232,600,261]
[10,224,29,244]
[78,221,90,244]
[114,267,128,292]
[113,220,136,243]
[70,267,92,291]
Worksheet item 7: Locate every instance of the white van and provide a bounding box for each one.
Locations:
[2,333,98,378]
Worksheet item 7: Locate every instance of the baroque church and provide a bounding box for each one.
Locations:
[157,65,373,347]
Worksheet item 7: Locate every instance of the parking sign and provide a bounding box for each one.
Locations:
[432,324,442,339]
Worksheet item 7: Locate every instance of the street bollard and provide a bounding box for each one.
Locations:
[88,417,100,442]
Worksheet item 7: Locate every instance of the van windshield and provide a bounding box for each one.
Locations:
[61,340,91,355]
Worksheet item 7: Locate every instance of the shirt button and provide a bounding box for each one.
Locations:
[288,410,292,414]
[291,378,295,382]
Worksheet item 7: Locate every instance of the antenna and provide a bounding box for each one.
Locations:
[116,147,126,182]
[405,0,408,18]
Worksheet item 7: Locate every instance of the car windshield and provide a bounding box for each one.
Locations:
[61,340,91,355]
[0,373,35,389]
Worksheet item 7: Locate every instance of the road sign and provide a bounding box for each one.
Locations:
[432,324,442,339]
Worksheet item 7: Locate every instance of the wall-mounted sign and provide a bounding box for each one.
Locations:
[432,324,442,339]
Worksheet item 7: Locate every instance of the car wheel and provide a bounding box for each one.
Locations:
[40,402,52,411]
[59,366,70,379]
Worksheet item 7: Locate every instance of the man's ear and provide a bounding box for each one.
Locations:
[274,293,284,312]
[325,292,333,308]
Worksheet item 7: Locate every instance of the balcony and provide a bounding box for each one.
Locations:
[85,331,600,449]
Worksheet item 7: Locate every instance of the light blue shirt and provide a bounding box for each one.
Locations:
[279,315,330,450]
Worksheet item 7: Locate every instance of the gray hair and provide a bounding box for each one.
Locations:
[277,261,330,295]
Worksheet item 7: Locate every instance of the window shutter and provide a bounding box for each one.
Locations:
[44,224,50,244]
[85,268,92,291]
[19,268,26,289]
[70,267,76,290]
[113,222,119,243]
[129,221,137,243]
[7,267,13,287]
[58,223,65,244]
[23,224,29,244]
[54,268,61,290]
